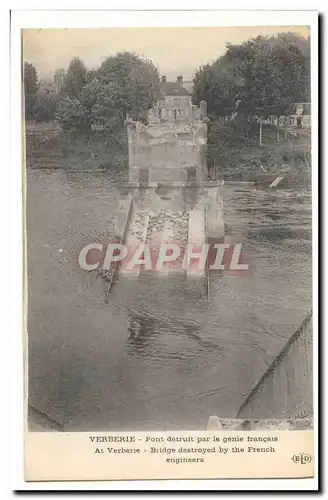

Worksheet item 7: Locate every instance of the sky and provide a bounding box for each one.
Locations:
[23,26,310,81]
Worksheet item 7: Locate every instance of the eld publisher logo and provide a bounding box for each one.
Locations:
[291,453,313,465]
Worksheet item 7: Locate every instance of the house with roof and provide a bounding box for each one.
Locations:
[180,80,194,94]
[126,75,208,185]
[155,75,194,121]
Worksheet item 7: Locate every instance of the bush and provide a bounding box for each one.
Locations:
[34,93,59,122]
[55,96,87,133]
[207,119,311,177]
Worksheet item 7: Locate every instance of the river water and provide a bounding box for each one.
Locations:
[26,169,311,430]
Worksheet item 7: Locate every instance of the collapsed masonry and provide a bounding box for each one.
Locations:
[126,100,208,186]
[109,91,224,292]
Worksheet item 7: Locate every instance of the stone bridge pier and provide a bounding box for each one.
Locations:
[111,99,224,293]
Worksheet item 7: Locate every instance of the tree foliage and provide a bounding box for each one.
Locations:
[34,92,59,123]
[194,33,311,176]
[95,52,160,123]
[55,96,85,132]
[193,33,310,120]
[24,61,39,95]
[61,57,88,99]
[55,52,160,135]
[24,62,39,119]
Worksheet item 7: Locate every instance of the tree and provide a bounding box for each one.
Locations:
[55,96,86,133]
[24,61,39,95]
[34,92,59,122]
[61,57,87,99]
[193,33,310,121]
[24,61,39,119]
[193,61,243,118]
[80,79,121,132]
[95,52,160,124]
[55,52,160,136]
[86,69,96,83]
[193,33,311,175]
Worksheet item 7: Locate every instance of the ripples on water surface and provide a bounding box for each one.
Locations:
[27,170,311,430]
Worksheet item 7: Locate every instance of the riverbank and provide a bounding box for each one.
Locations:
[207,120,311,185]
[25,124,128,173]
[25,123,311,189]
[222,172,311,190]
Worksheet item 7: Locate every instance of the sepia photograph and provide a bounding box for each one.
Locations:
[17,10,317,483]
[24,23,313,431]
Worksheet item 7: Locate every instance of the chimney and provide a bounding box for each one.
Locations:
[176,75,183,87]
[161,75,167,84]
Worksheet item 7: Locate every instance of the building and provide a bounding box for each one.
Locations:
[151,75,197,122]
[125,75,208,186]
[227,98,311,130]
[288,102,311,128]
[180,80,194,95]
[261,102,311,128]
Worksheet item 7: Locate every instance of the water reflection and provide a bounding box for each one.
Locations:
[127,313,159,349]
[126,307,224,357]
[248,225,293,243]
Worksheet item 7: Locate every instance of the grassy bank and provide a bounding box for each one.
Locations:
[25,122,128,173]
[207,120,311,183]
[25,120,311,187]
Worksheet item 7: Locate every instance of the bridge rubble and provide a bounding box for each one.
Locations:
[106,97,224,294]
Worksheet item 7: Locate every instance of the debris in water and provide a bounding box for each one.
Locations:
[269,176,284,188]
